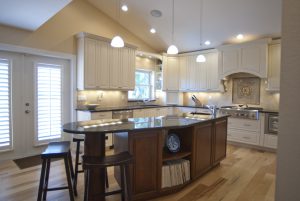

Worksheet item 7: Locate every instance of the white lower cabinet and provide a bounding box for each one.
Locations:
[227,118,261,146]
[77,111,113,147]
[263,134,278,149]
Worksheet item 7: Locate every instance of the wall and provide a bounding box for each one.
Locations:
[183,75,280,111]
[275,0,300,201]
[0,0,156,54]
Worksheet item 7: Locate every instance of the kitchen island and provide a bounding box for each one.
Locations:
[63,114,228,201]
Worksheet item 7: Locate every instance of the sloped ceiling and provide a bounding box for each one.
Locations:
[87,0,282,53]
[0,0,72,31]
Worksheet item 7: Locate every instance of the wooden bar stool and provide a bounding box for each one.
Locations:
[37,141,75,201]
[82,151,133,201]
[72,136,109,196]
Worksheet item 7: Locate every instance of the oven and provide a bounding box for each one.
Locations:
[265,113,279,135]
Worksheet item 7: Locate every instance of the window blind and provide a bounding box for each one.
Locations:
[0,59,11,150]
[36,64,62,142]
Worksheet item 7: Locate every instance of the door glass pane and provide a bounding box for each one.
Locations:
[36,63,62,142]
[0,59,11,150]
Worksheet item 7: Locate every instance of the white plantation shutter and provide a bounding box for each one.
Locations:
[36,63,62,142]
[0,59,11,150]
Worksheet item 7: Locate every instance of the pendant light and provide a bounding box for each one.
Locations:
[111,0,125,48]
[196,0,206,62]
[167,0,178,54]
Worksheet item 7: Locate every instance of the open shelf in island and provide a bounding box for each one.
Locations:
[162,150,191,162]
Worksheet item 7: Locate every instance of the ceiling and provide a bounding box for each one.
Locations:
[87,0,282,53]
[0,0,72,31]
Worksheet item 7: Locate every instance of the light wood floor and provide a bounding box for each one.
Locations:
[0,145,276,201]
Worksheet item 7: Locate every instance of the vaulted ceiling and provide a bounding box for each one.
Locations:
[87,0,282,53]
[0,0,71,31]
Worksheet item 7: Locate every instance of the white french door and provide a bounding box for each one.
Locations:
[0,51,72,161]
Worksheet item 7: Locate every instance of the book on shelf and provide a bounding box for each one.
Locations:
[161,159,190,188]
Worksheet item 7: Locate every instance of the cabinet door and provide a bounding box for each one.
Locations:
[197,61,207,91]
[179,56,188,91]
[213,118,227,165]
[206,52,220,91]
[109,48,121,89]
[267,44,281,91]
[96,41,110,89]
[120,47,135,90]
[91,111,112,120]
[188,55,198,91]
[84,38,98,89]
[129,131,159,196]
[218,47,239,78]
[193,123,212,178]
[163,56,179,91]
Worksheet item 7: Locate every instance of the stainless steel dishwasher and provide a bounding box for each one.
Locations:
[112,110,133,119]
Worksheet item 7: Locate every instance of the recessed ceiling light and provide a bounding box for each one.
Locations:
[204,40,211,45]
[236,34,244,40]
[150,10,162,17]
[121,5,128,12]
[150,28,156,34]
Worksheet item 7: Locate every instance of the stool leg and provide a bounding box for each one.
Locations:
[37,158,47,201]
[64,156,75,201]
[68,150,75,179]
[42,159,51,201]
[105,168,109,188]
[73,141,80,196]
[120,165,126,201]
[125,164,132,201]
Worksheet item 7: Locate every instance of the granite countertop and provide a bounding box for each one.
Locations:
[63,114,229,134]
[76,104,209,112]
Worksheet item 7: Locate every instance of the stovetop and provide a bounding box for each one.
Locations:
[218,106,262,120]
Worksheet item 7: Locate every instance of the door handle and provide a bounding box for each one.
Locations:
[25,110,30,114]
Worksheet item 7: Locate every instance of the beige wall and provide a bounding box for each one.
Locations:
[275,0,300,201]
[0,0,157,54]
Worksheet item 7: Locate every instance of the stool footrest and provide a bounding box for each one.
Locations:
[105,189,123,196]
[46,186,69,191]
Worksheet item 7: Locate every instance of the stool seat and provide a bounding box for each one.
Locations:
[83,152,133,168]
[41,141,71,158]
[83,151,133,201]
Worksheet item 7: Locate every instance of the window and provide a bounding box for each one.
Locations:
[128,70,154,100]
[0,59,11,150]
[35,63,62,142]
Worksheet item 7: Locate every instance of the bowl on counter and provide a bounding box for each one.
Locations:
[85,104,99,110]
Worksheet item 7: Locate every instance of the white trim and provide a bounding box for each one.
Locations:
[0,42,77,131]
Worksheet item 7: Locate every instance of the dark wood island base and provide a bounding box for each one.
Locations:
[114,117,228,201]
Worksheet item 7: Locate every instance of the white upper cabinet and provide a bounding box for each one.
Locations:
[163,56,179,91]
[175,50,221,92]
[77,32,136,90]
[266,42,281,91]
[218,38,270,79]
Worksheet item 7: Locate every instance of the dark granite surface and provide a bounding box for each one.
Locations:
[76,104,209,112]
[63,114,229,134]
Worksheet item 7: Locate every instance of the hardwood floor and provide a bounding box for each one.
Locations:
[0,145,276,201]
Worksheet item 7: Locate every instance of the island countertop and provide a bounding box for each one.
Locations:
[63,114,229,134]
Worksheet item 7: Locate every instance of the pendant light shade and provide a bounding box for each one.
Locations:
[196,0,206,62]
[111,35,124,48]
[167,0,178,55]
[196,54,206,63]
[167,45,179,55]
[111,0,124,48]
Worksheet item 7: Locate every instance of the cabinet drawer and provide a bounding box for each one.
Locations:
[228,118,260,131]
[228,129,259,145]
[91,111,112,120]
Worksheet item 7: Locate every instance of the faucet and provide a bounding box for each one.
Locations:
[206,105,217,117]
